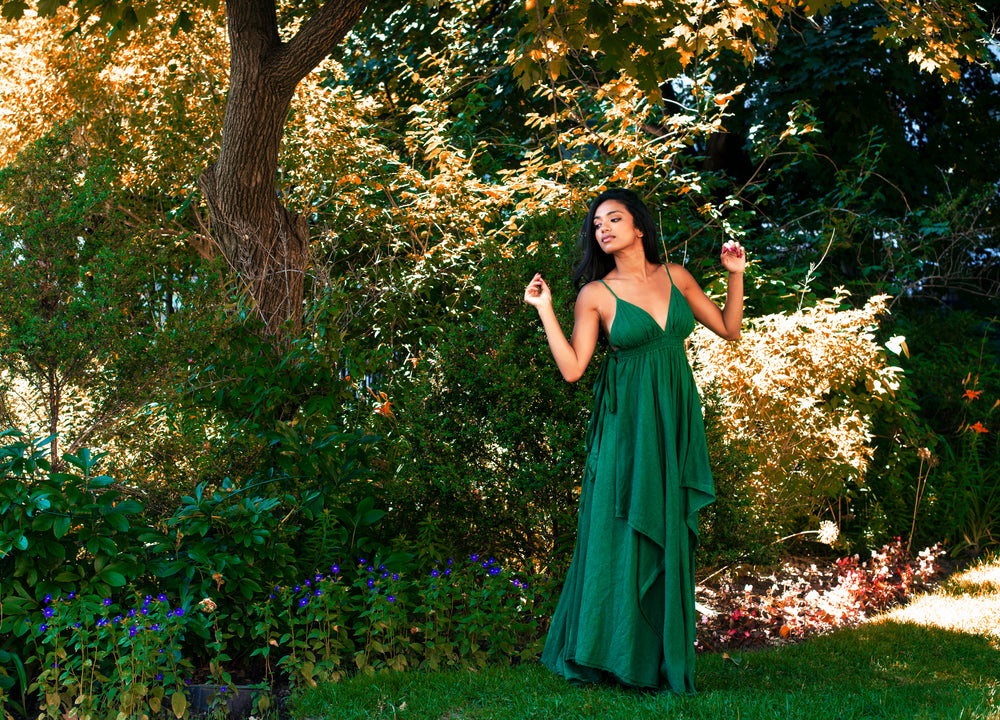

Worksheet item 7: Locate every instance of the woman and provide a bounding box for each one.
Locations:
[524,188,745,693]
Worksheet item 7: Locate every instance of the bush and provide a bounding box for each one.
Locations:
[0,432,157,705]
[690,290,916,540]
[377,211,594,568]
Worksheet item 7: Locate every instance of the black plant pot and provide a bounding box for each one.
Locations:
[186,684,261,719]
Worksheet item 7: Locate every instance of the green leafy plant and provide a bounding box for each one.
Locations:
[27,591,195,719]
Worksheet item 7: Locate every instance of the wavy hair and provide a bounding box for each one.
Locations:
[572,188,662,289]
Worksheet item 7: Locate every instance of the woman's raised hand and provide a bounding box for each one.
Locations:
[721,241,747,274]
[524,272,552,308]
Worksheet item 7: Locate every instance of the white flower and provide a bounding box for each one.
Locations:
[817,521,839,546]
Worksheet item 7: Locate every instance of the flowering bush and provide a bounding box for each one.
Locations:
[27,592,196,719]
[16,553,556,718]
[690,289,911,532]
[251,554,556,688]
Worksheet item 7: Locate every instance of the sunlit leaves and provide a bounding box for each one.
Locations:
[509,0,990,98]
[690,290,909,528]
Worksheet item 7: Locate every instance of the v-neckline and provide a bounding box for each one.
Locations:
[608,283,675,337]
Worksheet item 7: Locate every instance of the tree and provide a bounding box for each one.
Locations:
[3,0,989,338]
[0,129,180,466]
[196,0,366,336]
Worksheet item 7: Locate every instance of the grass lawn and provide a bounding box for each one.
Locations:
[288,556,1000,720]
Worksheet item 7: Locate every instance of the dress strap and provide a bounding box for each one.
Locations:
[664,262,675,289]
[599,278,620,299]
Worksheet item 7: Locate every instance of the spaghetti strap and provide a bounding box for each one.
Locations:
[664,263,675,288]
[599,279,620,299]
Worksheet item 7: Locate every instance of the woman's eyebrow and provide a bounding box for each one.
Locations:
[594,210,624,221]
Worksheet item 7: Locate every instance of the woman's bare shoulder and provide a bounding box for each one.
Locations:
[576,279,614,313]
[665,262,696,288]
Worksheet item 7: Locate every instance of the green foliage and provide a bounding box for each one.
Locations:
[0,430,159,709]
[28,592,195,719]
[378,211,592,566]
[864,312,1000,553]
[0,431,154,631]
[697,392,775,568]
[251,552,556,689]
[0,125,199,467]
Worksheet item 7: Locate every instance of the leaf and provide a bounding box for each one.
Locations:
[171,691,187,719]
[99,569,128,587]
[53,515,72,538]
[103,512,129,532]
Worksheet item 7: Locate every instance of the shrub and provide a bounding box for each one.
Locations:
[690,290,913,537]
[377,213,593,568]
[0,432,157,705]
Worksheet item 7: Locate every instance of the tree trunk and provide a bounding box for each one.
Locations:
[198,0,367,336]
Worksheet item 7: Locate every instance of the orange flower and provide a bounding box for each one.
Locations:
[968,421,989,434]
[963,389,983,401]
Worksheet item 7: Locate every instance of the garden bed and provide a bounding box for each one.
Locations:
[695,539,952,653]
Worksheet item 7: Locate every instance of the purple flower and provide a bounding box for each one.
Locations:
[68,592,75,600]
[157,594,168,602]
[298,598,308,608]
[129,626,139,638]
[367,579,375,588]
[388,595,396,603]
[392,573,399,581]
[43,607,55,618]
[97,619,109,627]
[102,599,112,606]
[314,589,322,597]
[43,594,52,603]
[156,673,164,681]
[470,554,479,562]
[39,624,48,633]
[331,564,340,574]
[489,567,501,576]
[431,569,440,578]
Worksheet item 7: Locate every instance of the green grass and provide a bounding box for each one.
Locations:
[289,559,1000,720]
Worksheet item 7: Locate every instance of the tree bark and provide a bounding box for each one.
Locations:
[198,0,367,336]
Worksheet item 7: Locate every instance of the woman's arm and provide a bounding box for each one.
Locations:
[524,273,603,382]
[674,241,746,341]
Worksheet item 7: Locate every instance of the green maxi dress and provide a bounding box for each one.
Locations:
[541,266,715,693]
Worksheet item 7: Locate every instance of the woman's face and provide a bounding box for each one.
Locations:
[593,199,641,255]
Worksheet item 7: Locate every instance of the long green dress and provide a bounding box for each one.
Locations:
[541,266,715,693]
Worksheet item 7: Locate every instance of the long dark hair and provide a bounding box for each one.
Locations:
[572,188,662,289]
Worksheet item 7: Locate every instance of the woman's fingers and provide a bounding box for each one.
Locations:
[721,240,745,258]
